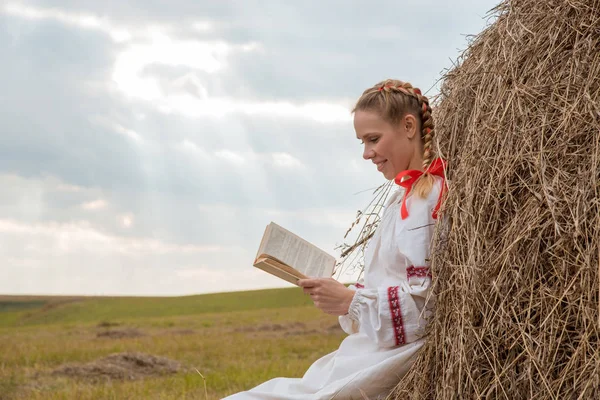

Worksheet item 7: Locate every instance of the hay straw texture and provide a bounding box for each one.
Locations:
[388,1,600,398]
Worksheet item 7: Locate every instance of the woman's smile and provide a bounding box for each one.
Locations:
[375,160,387,172]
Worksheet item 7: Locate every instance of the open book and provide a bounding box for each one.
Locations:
[253,222,337,285]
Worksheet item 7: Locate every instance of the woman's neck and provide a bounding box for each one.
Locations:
[408,155,425,172]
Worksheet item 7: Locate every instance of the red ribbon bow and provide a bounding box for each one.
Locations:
[393,157,447,220]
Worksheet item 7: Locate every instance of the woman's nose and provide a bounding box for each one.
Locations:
[363,147,374,160]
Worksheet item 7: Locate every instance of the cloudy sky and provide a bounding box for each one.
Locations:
[1,0,498,296]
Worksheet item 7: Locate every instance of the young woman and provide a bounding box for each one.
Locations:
[224,79,446,400]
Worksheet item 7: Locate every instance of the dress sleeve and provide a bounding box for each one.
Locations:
[337,279,364,335]
[345,267,433,347]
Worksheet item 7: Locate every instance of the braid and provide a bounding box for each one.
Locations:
[354,79,437,198]
[419,96,435,170]
[377,80,437,169]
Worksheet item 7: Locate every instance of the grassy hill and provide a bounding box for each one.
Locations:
[0,288,315,327]
[0,288,343,399]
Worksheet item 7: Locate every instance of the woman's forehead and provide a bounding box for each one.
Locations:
[354,110,392,132]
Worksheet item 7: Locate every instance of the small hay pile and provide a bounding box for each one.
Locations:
[52,352,181,382]
[389,0,600,398]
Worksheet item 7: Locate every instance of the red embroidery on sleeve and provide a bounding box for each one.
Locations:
[406,265,432,280]
[387,286,406,346]
[355,283,364,289]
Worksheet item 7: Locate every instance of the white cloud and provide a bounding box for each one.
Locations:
[119,213,134,228]
[197,203,355,231]
[0,174,103,221]
[2,3,133,42]
[214,149,246,165]
[155,93,352,123]
[176,145,308,171]
[0,217,260,296]
[176,266,224,279]
[81,199,108,210]
[271,152,305,169]
[113,124,144,143]
[112,33,240,100]
[0,219,223,255]
[191,21,213,32]
[4,2,352,124]
[263,208,355,231]
[2,3,219,44]
[177,139,210,158]
[171,266,299,293]
[108,30,350,123]
[55,182,86,193]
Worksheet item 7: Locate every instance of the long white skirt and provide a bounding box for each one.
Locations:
[222,333,423,400]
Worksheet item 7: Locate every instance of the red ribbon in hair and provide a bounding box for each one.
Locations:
[394,157,447,220]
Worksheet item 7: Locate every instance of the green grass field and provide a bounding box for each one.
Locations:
[0,288,345,399]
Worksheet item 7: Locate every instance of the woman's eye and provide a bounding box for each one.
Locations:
[359,137,379,145]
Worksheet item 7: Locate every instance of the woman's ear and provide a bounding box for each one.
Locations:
[403,114,418,139]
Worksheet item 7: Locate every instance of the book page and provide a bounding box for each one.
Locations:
[253,257,307,285]
[259,222,336,278]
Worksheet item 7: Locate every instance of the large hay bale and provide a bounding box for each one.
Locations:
[391,1,600,398]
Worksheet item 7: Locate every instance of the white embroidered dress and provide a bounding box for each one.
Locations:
[224,178,442,400]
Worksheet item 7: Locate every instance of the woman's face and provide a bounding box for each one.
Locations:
[354,109,422,180]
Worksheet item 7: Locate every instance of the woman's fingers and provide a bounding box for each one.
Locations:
[299,278,353,315]
[297,278,320,288]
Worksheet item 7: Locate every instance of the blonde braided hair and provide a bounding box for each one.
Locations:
[352,79,436,199]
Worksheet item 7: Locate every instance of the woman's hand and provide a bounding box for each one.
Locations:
[297,278,356,316]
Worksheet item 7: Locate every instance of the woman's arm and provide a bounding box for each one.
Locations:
[299,270,433,348]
